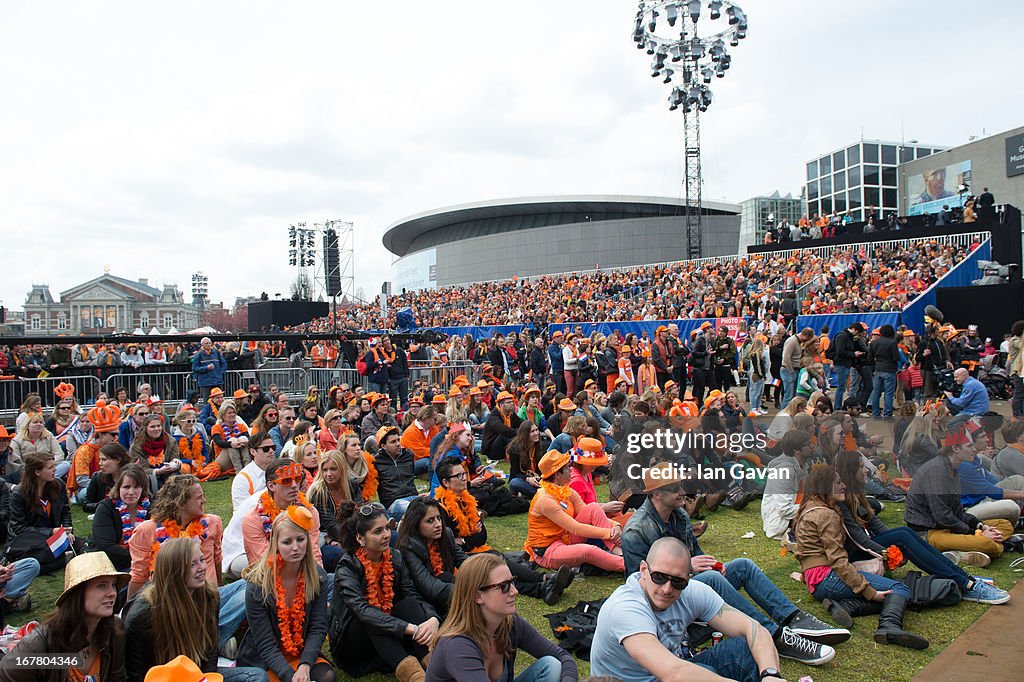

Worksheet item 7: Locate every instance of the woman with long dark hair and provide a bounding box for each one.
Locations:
[0,553,127,681]
[91,464,151,571]
[9,452,80,563]
[129,414,184,491]
[794,465,928,650]
[83,442,131,514]
[427,553,577,682]
[238,508,334,682]
[506,420,542,499]
[329,501,438,681]
[125,537,267,682]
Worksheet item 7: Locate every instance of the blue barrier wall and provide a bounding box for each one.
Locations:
[546,319,749,340]
[795,312,902,337]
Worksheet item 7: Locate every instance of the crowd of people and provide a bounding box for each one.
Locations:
[288,238,976,331]
[0,302,1022,681]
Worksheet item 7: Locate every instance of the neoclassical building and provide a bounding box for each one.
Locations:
[23,273,200,335]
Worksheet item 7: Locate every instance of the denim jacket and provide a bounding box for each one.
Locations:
[621,498,703,575]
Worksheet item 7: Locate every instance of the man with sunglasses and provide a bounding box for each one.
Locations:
[592,537,786,682]
[230,432,277,510]
[223,458,328,579]
[268,406,297,456]
[621,463,844,669]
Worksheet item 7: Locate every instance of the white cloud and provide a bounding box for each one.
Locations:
[2,0,1022,311]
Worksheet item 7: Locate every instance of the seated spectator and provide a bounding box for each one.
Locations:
[506,420,543,499]
[623,462,842,667]
[199,387,226,432]
[210,401,251,475]
[590,537,785,682]
[9,414,69,482]
[129,415,184,492]
[995,419,1024,478]
[525,450,623,573]
[0,553,127,679]
[762,431,813,541]
[905,426,1017,565]
[361,393,398,446]
[9,453,82,566]
[237,508,334,682]
[68,401,121,504]
[231,432,277,510]
[482,392,522,462]
[374,425,418,516]
[124,537,268,682]
[0,426,16,484]
[171,406,209,473]
[944,367,990,425]
[956,422,1024,526]
[91,464,151,572]
[318,408,346,452]
[427,553,578,682]
[118,403,150,451]
[329,501,438,680]
[833,450,1009,610]
[795,465,929,650]
[82,443,130,514]
[401,406,440,477]
[339,433,378,503]
[567,437,627,523]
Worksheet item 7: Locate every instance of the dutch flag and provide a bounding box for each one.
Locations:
[47,528,70,557]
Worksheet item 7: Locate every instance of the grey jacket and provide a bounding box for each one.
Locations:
[905,454,981,535]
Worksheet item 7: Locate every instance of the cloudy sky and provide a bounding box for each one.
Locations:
[2,0,1021,312]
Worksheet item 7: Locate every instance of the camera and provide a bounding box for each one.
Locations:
[934,368,956,393]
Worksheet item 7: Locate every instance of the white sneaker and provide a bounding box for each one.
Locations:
[942,550,991,567]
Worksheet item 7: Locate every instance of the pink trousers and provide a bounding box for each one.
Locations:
[534,502,624,572]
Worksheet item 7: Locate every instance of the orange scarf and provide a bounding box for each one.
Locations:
[539,480,572,506]
[434,486,480,539]
[428,539,448,576]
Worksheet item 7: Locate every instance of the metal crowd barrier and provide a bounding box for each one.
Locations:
[408,362,482,389]
[306,368,370,394]
[105,371,197,403]
[0,374,104,412]
[223,368,309,396]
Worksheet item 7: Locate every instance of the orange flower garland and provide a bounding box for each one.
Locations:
[539,480,572,506]
[361,452,379,502]
[150,517,208,573]
[434,486,479,539]
[885,545,904,571]
[428,539,447,576]
[275,556,307,658]
[356,547,395,612]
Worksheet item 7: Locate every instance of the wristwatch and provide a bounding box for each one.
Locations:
[759,668,781,680]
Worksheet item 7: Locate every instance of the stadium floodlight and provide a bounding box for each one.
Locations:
[666,3,678,26]
[709,1,723,20]
[687,0,701,23]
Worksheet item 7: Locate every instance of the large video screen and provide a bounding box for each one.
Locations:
[907,160,971,216]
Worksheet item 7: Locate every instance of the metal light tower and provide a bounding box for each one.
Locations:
[633,1,748,259]
[191,272,209,308]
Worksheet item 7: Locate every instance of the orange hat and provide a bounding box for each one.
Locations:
[643,461,688,493]
[650,385,661,394]
[620,345,632,353]
[87,400,121,434]
[0,425,12,440]
[54,382,75,400]
[583,379,597,390]
[571,437,608,467]
[942,426,971,447]
[551,330,564,339]
[448,420,471,436]
[375,425,400,444]
[447,386,463,399]
[495,391,515,404]
[431,394,448,406]
[370,392,389,406]
[146,395,163,406]
[232,389,247,400]
[145,655,223,682]
[523,385,541,399]
[566,333,577,341]
[477,379,490,389]
[664,380,677,392]
[700,321,713,330]
[468,386,482,396]
[408,395,424,407]
[557,398,577,412]
[656,325,668,334]
[453,375,471,387]
[642,349,652,358]
[286,505,314,532]
[538,450,572,480]
[208,387,224,398]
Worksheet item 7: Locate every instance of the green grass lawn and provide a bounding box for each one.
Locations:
[21,477,1022,682]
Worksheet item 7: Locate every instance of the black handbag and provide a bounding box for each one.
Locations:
[901,570,962,610]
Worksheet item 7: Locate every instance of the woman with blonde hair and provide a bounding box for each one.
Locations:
[9,412,68,480]
[427,552,577,682]
[210,400,251,475]
[766,396,809,442]
[291,440,320,488]
[635,350,657,394]
[897,405,943,475]
[172,406,209,472]
[340,433,377,503]
[549,415,587,455]
[307,448,352,549]
[238,508,334,682]
[125,537,268,682]
[15,392,43,432]
[318,408,346,452]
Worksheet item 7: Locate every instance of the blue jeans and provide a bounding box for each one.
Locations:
[2,558,41,599]
[690,637,759,682]
[834,364,852,408]
[812,569,910,602]
[780,367,797,407]
[509,477,539,498]
[872,526,970,589]
[321,543,343,576]
[749,379,764,410]
[219,579,248,645]
[219,667,270,682]
[870,371,897,417]
[413,458,431,476]
[55,461,71,481]
[387,495,420,523]
[694,558,797,637]
[514,655,562,682]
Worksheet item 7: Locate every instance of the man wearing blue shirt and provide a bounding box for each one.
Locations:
[591,537,786,682]
[957,422,1024,526]
[944,368,990,427]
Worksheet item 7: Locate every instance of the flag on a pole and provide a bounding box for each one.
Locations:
[47,528,70,557]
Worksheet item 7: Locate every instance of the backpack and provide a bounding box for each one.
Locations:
[824,333,838,361]
[356,349,374,376]
[901,570,962,610]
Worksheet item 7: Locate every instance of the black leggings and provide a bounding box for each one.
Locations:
[335,597,429,672]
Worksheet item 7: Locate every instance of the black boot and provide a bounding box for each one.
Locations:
[822,596,883,628]
[873,594,929,650]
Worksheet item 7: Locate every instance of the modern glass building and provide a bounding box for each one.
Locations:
[738,191,804,250]
[805,140,947,222]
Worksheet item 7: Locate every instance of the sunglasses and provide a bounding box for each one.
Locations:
[180,418,196,424]
[358,502,387,517]
[480,578,517,594]
[274,475,301,487]
[283,416,296,422]
[648,570,689,591]
[267,413,279,418]
[254,445,275,453]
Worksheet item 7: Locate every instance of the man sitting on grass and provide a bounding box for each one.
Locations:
[591,537,787,682]
[622,462,845,668]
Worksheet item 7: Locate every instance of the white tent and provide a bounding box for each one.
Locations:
[132,327,146,335]
[148,327,162,335]
[186,325,219,334]
[167,326,180,335]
